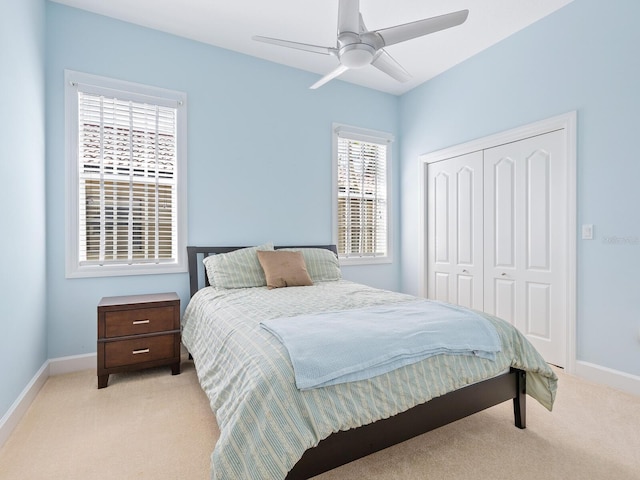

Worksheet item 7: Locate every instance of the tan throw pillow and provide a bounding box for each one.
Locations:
[257,250,313,289]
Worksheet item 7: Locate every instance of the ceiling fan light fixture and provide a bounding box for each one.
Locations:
[339,43,375,68]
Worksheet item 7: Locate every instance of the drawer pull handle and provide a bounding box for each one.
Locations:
[132,348,150,355]
[132,320,150,325]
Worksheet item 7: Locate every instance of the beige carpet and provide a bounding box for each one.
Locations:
[1,359,639,480]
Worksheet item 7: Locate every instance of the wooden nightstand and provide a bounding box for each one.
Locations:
[97,292,181,389]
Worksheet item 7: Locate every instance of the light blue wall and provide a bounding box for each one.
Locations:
[0,0,47,419]
[399,0,640,376]
[4,0,638,424]
[45,3,400,358]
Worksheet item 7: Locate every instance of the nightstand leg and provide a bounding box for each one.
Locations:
[171,362,181,375]
[98,374,109,389]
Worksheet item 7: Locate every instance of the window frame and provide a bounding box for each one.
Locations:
[64,70,187,278]
[332,123,393,266]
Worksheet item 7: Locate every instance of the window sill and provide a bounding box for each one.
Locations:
[339,256,393,267]
[65,262,187,279]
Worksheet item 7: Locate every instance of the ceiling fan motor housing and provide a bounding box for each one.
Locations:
[337,32,383,68]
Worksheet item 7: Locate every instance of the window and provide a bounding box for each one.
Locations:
[65,71,187,278]
[332,124,393,265]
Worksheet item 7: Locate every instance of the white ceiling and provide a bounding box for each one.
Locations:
[51,0,574,95]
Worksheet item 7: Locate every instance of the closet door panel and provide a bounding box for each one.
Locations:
[434,172,450,264]
[434,272,450,302]
[484,151,520,320]
[457,167,475,265]
[484,130,567,366]
[494,278,516,324]
[493,158,516,268]
[427,152,483,309]
[527,282,551,338]
[527,150,551,271]
[457,274,474,309]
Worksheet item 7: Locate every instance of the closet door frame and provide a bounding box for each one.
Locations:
[419,111,577,374]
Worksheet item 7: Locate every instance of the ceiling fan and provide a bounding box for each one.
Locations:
[253,0,469,89]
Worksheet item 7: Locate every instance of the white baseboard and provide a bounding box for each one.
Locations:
[0,353,96,449]
[0,361,50,448]
[2,354,637,450]
[575,360,640,396]
[49,352,96,376]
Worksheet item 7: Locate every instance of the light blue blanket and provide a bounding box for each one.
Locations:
[261,299,502,390]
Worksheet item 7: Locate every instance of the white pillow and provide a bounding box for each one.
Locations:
[278,248,342,283]
[203,242,274,288]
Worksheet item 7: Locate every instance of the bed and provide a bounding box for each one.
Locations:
[182,244,557,480]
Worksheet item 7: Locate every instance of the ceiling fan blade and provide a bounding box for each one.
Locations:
[372,49,411,83]
[358,13,367,33]
[253,35,336,55]
[310,64,350,89]
[374,9,469,47]
[338,0,360,34]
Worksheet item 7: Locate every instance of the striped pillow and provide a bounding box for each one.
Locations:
[279,248,342,283]
[203,243,274,288]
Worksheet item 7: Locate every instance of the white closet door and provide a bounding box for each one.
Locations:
[483,130,567,366]
[427,151,484,310]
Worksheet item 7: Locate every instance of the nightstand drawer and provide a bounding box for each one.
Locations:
[104,306,175,338]
[97,292,180,388]
[104,334,176,369]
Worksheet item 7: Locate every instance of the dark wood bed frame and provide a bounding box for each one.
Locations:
[186,245,526,480]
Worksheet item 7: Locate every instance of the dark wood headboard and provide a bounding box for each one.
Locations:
[187,245,338,298]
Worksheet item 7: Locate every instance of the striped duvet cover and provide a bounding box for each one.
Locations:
[181,280,557,480]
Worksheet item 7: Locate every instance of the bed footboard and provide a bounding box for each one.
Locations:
[286,368,526,480]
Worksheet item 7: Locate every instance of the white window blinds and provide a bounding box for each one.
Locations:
[65,71,187,277]
[78,92,178,266]
[335,128,391,260]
